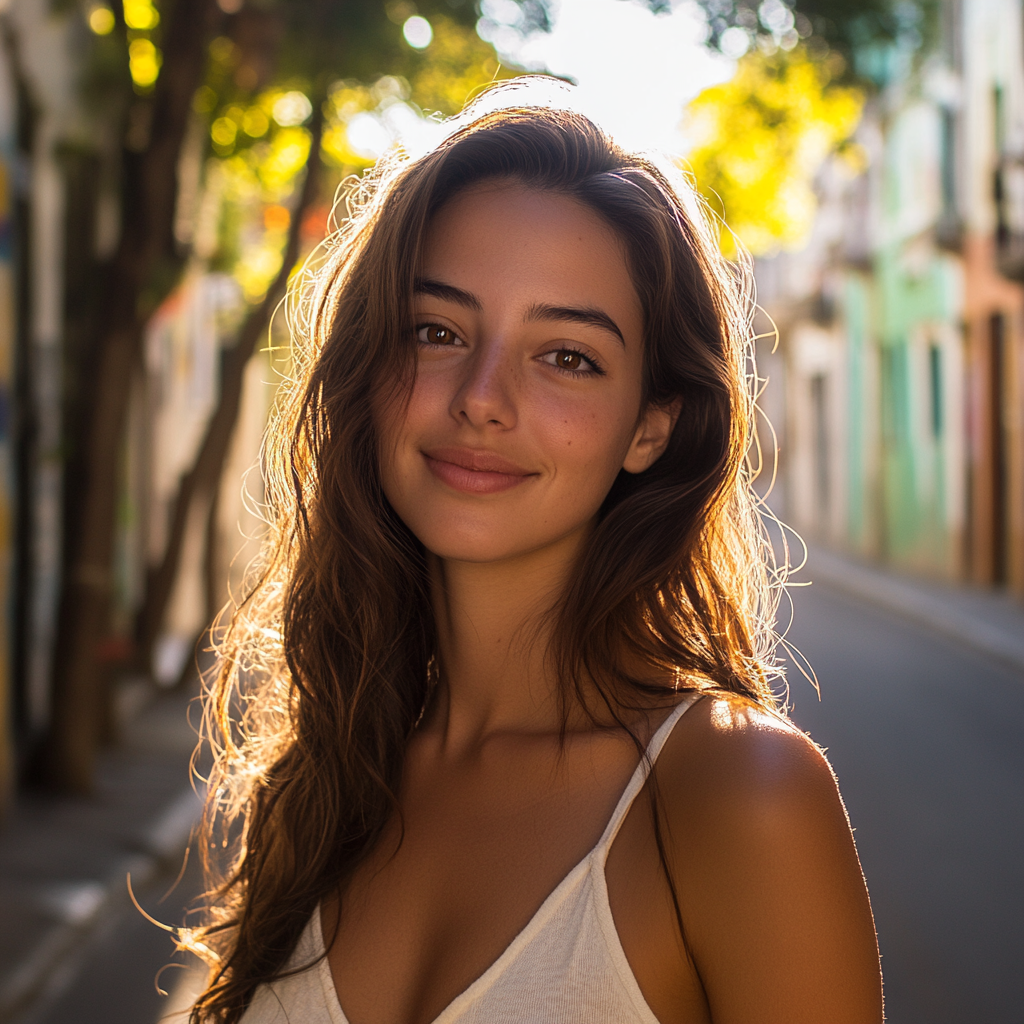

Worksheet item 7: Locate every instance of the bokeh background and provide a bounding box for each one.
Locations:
[0,1,1020,1022]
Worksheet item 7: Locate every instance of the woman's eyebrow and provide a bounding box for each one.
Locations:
[523,302,626,346]
[413,278,482,310]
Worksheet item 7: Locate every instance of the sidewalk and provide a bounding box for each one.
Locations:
[0,684,204,1024]
[803,545,1024,674]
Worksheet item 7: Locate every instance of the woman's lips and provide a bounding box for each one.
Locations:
[422,448,535,494]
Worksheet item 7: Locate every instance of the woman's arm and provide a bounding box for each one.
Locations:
[661,697,884,1024]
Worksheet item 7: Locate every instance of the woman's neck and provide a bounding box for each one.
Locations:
[426,527,588,746]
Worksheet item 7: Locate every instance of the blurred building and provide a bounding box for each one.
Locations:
[0,14,15,805]
[0,2,270,807]
[0,0,76,808]
[759,0,1024,594]
[133,270,269,688]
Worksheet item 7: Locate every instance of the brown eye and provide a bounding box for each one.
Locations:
[417,324,458,346]
[542,348,603,375]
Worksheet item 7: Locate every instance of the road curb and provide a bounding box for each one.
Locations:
[808,548,1024,675]
[0,786,204,1024]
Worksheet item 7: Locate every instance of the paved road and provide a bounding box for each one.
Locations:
[782,581,1024,1024]
[21,846,204,1024]
[18,580,1024,1024]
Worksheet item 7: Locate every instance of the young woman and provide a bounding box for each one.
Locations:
[189,97,883,1024]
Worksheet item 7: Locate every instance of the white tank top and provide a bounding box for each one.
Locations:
[241,694,699,1024]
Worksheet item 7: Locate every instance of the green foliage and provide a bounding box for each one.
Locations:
[263,0,481,88]
[404,14,513,116]
[72,0,514,304]
[318,15,514,170]
[684,45,864,255]
[680,0,938,83]
[192,8,513,303]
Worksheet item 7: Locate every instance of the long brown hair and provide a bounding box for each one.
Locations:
[188,90,782,1023]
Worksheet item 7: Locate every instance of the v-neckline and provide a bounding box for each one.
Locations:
[316,848,595,1024]
[318,695,697,1024]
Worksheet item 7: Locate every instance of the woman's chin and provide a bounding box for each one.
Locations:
[422,536,535,565]
[417,519,592,569]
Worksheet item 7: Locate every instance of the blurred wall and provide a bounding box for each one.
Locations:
[758,0,1024,593]
[0,1,280,803]
[0,21,14,810]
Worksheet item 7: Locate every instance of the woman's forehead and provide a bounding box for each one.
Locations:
[426,180,617,244]
[418,184,642,335]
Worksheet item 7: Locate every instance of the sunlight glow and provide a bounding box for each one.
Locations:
[128,37,161,88]
[272,91,313,128]
[340,2,739,169]
[491,0,735,155]
[403,15,434,50]
[122,0,159,31]
[88,6,115,34]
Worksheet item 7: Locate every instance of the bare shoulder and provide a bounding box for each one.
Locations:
[657,692,842,826]
[650,694,883,1023]
[651,692,865,937]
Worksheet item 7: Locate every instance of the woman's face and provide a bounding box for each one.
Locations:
[377,182,676,565]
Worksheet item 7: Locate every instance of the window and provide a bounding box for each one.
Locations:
[928,343,943,438]
[940,108,957,218]
[810,373,830,519]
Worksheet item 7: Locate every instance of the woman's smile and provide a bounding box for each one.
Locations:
[422,447,536,494]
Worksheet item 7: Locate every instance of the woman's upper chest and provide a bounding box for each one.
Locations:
[324,726,709,1024]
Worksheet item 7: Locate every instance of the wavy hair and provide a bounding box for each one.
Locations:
[188,93,783,1023]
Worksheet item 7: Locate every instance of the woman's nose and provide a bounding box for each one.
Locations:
[450,341,518,429]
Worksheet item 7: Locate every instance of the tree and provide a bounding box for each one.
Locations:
[657,0,938,81]
[40,0,507,793]
[684,45,864,256]
[46,0,221,793]
[132,10,513,688]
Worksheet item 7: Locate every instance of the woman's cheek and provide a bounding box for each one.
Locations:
[538,384,634,454]
[405,365,455,430]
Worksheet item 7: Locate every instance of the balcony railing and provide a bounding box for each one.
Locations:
[995,154,1024,282]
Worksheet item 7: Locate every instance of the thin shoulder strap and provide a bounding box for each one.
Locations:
[594,692,701,858]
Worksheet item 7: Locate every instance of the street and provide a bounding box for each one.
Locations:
[782,580,1024,1024]
[21,849,204,1024]
[18,577,1024,1024]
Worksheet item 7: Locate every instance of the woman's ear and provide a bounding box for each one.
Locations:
[622,398,682,474]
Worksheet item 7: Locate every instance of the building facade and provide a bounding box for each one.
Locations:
[961,0,1024,589]
[760,0,1024,595]
[0,2,276,810]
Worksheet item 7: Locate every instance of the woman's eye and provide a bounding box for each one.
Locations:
[542,348,603,375]
[417,324,460,346]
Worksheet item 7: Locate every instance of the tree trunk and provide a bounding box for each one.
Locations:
[46,0,220,793]
[134,109,323,679]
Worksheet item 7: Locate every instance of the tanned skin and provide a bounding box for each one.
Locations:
[322,183,884,1024]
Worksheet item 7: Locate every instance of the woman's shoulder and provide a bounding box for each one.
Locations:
[657,691,847,849]
[647,697,882,1020]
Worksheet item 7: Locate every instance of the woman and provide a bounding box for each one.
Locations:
[189,96,883,1024]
